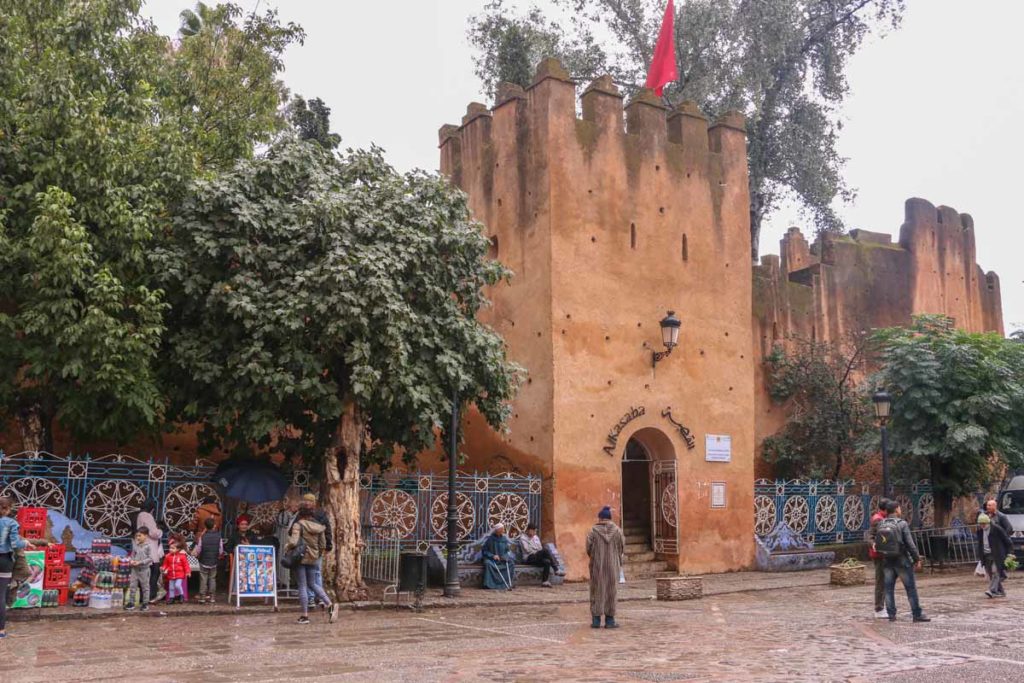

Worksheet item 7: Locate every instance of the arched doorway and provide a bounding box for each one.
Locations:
[621,439,652,538]
[621,428,678,566]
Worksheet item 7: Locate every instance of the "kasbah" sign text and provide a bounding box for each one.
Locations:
[603,406,646,456]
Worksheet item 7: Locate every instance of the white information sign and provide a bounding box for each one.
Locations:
[705,434,732,462]
[711,482,727,508]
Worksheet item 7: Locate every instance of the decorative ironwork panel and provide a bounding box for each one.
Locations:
[0,450,219,548]
[651,460,678,555]
[358,470,542,553]
[753,478,936,545]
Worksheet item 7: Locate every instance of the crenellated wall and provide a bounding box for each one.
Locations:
[441,59,756,577]
[753,198,1004,478]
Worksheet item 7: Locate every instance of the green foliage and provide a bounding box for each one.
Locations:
[157,138,522,466]
[288,96,341,149]
[762,336,872,479]
[0,0,191,446]
[0,0,302,448]
[169,2,305,169]
[871,315,1024,502]
[468,0,905,259]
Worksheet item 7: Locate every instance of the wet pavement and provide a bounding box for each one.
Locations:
[1,571,1020,681]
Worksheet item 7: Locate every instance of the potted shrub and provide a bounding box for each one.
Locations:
[830,557,867,586]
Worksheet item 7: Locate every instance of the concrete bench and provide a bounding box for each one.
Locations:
[426,538,566,588]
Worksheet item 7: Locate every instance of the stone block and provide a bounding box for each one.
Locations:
[656,576,703,601]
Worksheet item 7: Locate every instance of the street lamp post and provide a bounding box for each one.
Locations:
[872,390,893,498]
[443,386,461,598]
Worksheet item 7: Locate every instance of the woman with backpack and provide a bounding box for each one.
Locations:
[284,506,338,624]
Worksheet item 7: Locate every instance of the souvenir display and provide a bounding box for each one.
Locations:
[12,550,45,609]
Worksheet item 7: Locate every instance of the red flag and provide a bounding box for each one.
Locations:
[644,0,677,97]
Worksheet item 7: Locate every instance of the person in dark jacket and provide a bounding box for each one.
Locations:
[976,513,1011,597]
[979,499,1014,580]
[867,497,890,618]
[881,501,930,622]
[192,517,223,603]
[225,515,259,553]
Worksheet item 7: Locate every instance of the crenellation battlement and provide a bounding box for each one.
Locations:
[761,198,1003,339]
[462,102,491,126]
[439,58,747,190]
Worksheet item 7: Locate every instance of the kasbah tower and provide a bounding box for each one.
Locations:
[440,59,756,579]
[439,58,1004,581]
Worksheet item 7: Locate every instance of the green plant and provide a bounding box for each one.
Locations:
[762,334,872,480]
[870,315,1024,526]
[1006,555,1020,572]
[158,138,521,600]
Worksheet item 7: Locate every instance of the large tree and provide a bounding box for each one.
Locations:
[871,315,1024,525]
[157,138,520,600]
[171,2,304,169]
[468,0,905,261]
[762,334,872,480]
[0,0,302,452]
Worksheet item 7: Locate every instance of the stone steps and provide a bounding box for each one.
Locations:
[623,550,655,562]
[624,534,650,545]
[623,560,671,579]
[624,542,651,554]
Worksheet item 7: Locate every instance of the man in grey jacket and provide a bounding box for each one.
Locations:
[881,500,930,622]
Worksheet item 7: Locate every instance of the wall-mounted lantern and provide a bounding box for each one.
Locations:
[652,310,681,368]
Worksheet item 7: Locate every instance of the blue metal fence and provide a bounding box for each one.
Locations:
[0,450,219,541]
[754,478,937,545]
[359,470,542,552]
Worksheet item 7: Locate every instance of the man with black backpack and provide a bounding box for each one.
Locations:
[874,500,930,622]
[867,497,890,619]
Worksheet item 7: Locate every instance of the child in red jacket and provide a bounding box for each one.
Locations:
[161,534,191,604]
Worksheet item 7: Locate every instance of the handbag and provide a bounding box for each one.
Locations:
[281,537,306,570]
[12,548,31,583]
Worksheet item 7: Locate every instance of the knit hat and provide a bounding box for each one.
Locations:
[977,513,991,525]
[301,493,317,503]
[598,506,612,520]
[236,514,251,526]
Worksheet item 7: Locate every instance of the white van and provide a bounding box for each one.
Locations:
[998,474,1024,561]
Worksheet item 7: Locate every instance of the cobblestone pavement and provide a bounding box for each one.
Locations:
[1,572,1020,682]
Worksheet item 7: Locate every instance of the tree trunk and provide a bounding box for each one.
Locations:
[321,396,367,602]
[929,459,953,528]
[831,452,843,482]
[749,179,767,264]
[17,402,53,453]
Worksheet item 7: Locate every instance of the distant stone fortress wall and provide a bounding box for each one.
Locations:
[753,198,1004,479]
[754,197,1003,358]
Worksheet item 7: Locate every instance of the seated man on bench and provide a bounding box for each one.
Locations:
[518,522,557,587]
[481,523,515,590]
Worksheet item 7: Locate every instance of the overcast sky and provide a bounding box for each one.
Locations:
[143,0,1023,335]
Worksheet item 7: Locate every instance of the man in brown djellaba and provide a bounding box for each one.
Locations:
[587,505,625,629]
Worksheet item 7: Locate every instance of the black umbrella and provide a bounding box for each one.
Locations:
[212,459,288,504]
